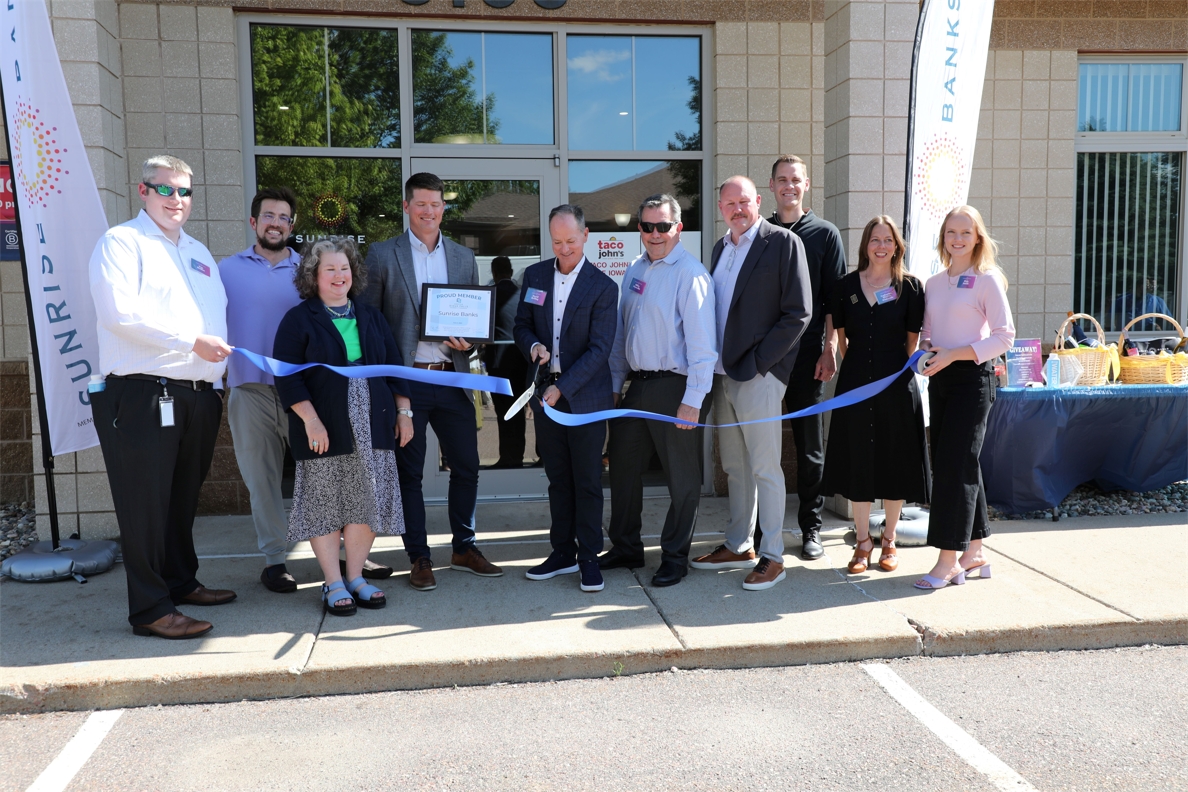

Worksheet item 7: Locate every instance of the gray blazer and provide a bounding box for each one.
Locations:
[361,231,479,373]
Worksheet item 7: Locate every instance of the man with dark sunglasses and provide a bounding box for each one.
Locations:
[600,193,717,588]
[88,155,236,639]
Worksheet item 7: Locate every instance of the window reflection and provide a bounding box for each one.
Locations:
[567,35,701,152]
[412,31,554,145]
[569,161,701,232]
[254,156,403,256]
[251,25,400,148]
[1079,63,1183,133]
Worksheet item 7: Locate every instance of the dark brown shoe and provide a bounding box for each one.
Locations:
[177,585,237,606]
[133,612,213,639]
[409,557,437,591]
[690,544,759,570]
[450,547,503,577]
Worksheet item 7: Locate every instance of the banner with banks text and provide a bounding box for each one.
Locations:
[903,0,995,279]
[1,0,104,454]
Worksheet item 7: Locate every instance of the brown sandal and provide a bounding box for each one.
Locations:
[848,536,874,574]
[878,533,898,572]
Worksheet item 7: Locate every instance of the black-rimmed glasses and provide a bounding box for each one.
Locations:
[639,221,676,234]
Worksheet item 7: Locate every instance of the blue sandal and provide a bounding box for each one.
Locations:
[346,576,386,609]
[322,579,356,616]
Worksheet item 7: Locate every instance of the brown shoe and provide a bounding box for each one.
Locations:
[409,557,437,591]
[177,585,237,606]
[742,557,786,591]
[450,547,504,577]
[690,544,759,570]
[878,534,899,572]
[133,612,213,639]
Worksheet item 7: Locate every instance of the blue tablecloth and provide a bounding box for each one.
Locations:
[981,384,1188,513]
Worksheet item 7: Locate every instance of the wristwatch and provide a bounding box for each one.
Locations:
[397,408,414,418]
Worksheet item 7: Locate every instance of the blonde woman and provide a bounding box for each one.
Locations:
[822,216,930,574]
[915,206,1015,590]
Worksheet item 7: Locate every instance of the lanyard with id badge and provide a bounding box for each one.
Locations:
[158,379,176,428]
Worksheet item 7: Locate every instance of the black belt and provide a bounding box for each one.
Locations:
[108,373,214,391]
[628,369,681,381]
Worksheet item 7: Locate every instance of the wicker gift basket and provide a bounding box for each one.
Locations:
[1053,313,1120,386]
[1117,313,1188,385]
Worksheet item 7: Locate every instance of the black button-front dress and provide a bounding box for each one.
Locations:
[822,271,932,504]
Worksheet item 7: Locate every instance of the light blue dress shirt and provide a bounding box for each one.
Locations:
[712,219,762,376]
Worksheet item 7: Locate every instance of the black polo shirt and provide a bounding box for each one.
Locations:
[769,209,847,365]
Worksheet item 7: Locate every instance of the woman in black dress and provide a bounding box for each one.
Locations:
[822,216,930,574]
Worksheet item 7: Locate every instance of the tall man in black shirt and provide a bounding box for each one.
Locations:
[766,155,847,559]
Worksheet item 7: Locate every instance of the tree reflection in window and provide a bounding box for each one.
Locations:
[440,180,542,258]
[251,25,400,149]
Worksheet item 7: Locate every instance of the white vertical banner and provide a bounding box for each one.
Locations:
[903,0,996,279]
[2,0,104,454]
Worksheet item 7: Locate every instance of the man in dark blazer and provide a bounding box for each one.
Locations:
[690,175,810,591]
[361,172,503,591]
[513,205,618,593]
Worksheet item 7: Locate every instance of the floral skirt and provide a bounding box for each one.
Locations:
[287,378,406,541]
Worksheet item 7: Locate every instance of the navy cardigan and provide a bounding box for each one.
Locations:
[273,298,409,461]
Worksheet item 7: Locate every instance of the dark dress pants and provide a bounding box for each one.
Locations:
[785,350,826,531]
[395,380,480,561]
[926,361,996,551]
[91,377,222,626]
[607,375,711,568]
[489,351,530,467]
[535,395,606,562]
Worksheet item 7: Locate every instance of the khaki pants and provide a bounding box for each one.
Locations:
[227,384,291,566]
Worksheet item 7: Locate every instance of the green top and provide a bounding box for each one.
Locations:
[331,317,362,362]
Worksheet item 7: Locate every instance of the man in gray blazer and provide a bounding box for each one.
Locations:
[361,172,503,591]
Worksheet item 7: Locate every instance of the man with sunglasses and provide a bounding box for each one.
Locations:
[89,155,236,639]
[601,193,717,588]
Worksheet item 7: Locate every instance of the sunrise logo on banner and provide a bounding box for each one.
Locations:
[903,0,995,279]
[1,0,104,454]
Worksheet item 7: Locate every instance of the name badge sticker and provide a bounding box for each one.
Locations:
[875,286,898,304]
[524,287,548,306]
[190,258,211,277]
[630,278,646,295]
[957,274,977,289]
[849,294,858,304]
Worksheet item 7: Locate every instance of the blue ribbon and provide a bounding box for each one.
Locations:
[232,348,513,396]
[542,350,930,428]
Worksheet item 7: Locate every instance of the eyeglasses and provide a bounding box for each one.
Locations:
[144,182,194,199]
[639,221,676,234]
[258,212,294,225]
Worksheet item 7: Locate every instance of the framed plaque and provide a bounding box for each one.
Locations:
[419,283,497,343]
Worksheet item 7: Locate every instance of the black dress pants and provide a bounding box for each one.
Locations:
[489,351,530,467]
[785,351,826,532]
[91,377,222,625]
[535,394,606,563]
[607,375,712,568]
[926,361,996,551]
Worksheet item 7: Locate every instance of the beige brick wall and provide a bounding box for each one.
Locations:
[968,50,1078,344]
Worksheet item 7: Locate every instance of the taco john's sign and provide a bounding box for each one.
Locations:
[400,0,568,7]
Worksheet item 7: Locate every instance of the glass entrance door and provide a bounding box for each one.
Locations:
[411,157,560,501]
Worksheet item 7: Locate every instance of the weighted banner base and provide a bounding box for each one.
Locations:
[0,538,119,583]
[867,506,931,547]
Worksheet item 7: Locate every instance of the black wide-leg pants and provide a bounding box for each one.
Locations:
[926,361,996,552]
[91,377,222,625]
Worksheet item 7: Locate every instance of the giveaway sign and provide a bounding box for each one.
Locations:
[903,0,995,279]
[2,0,104,454]
[0,163,17,261]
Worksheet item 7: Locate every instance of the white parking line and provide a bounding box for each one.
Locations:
[862,664,1037,792]
[26,709,124,792]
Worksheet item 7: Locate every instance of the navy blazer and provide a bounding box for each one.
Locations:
[513,258,618,414]
[273,298,409,461]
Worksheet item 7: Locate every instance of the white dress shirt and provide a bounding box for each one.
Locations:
[548,257,586,373]
[89,210,227,383]
[712,218,762,375]
[410,231,452,363]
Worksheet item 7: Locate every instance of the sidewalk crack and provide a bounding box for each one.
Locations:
[292,609,326,675]
[825,551,926,655]
[632,569,689,650]
[984,542,1143,621]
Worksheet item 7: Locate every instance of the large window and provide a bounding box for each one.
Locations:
[1075,58,1187,331]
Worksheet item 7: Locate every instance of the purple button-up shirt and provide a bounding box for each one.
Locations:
[220,245,302,387]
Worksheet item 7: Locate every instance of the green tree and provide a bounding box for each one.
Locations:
[667,75,702,229]
[411,31,500,144]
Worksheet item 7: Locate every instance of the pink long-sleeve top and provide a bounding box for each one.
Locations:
[921,268,1016,364]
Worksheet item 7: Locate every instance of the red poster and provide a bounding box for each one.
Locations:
[0,163,14,222]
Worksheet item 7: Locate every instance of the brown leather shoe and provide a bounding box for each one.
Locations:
[409,557,437,591]
[450,547,504,577]
[133,612,213,639]
[742,558,786,591]
[177,585,237,606]
[690,544,759,570]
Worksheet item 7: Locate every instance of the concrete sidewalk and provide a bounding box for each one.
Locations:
[1,497,1184,714]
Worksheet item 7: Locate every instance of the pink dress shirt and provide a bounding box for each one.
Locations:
[921,268,1015,364]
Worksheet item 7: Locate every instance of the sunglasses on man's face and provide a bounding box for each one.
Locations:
[639,221,676,234]
[144,182,194,199]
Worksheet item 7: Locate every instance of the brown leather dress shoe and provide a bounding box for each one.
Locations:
[133,612,213,639]
[177,585,238,606]
[409,557,437,591]
[690,544,759,570]
[742,558,786,591]
[450,547,503,577]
